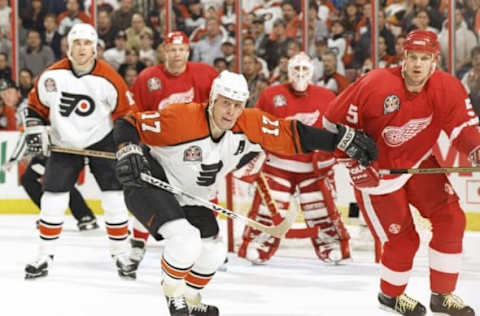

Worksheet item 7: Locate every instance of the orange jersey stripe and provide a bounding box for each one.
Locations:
[185,272,213,288]
[39,224,63,238]
[106,225,129,237]
[161,258,192,279]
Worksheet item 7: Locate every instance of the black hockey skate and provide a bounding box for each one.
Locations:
[128,238,146,272]
[25,255,54,280]
[165,295,189,316]
[77,216,99,231]
[378,292,427,316]
[188,302,219,316]
[114,254,137,280]
[430,292,475,316]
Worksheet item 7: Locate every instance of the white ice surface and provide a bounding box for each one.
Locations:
[1,215,479,316]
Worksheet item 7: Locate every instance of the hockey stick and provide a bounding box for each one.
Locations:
[47,146,297,237]
[50,146,116,159]
[379,166,480,176]
[140,173,298,238]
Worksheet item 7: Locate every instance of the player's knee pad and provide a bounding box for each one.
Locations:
[101,191,128,223]
[160,219,202,266]
[429,202,465,253]
[383,226,420,266]
[40,191,69,223]
[193,236,227,273]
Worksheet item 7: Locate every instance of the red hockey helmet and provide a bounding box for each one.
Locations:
[403,30,439,55]
[163,31,189,46]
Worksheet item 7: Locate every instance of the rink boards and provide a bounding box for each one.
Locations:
[1,131,479,230]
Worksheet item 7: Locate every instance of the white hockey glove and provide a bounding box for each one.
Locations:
[115,144,151,188]
[25,125,50,156]
[335,124,378,167]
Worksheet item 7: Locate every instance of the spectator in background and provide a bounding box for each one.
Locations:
[97,8,119,50]
[191,17,224,65]
[307,2,329,56]
[264,18,290,70]
[20,0,46,33]
[0,79,17,131]
[123,65,138,88]
[250,15,269,58]
[243,36,270,78]
[103,30,128,70]
[118,48,146,78]
[386,33,406,68]
[138,32,156,66]
[59,35,68,59]
[213,57,228,73]
[361,35,395,74]
[327,20,348,74]
[112,0,136,31]
[312,38,329,84]
[0,0,11,34]
[220,39,235,64]
[97,39,106,60]
[461,46,480,115]
[269,55,289,85]
[409,8,439,34]
[403,0,444,32]
[286,39,301,58]
[18,68,33,101]
[147,0,180,47]
[19,29,55,77]
[43,13,62,61]
[184,0,205,36]
[242,55,264,107]
[281,1,301,40]
[318,49,350,94]
[0,25,10,59]
[0,52,11,81]
[126,13,154,52]
[340,1,362,36]
[57,0,91,36]
[439,5,478,74]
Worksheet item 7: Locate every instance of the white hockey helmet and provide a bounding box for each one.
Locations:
[209,70,250,106]
[288,52,313,92]
[67,23,98,60]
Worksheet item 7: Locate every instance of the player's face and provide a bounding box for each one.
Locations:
[70,39,95,67]
[211,95,244,131]
[403,51,435,92]
[164,43,189,73]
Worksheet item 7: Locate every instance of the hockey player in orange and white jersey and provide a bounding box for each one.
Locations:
[24,23,135,280]
[237,52,351,264]
[112,70,377,316]
[324,30,476,316]
[127,31,218,271]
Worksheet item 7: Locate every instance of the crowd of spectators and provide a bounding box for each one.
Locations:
[1,0,480,131]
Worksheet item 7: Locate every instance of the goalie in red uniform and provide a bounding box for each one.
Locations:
[113,70,377,316]
[323,30,476,316]
[237,52,351,264]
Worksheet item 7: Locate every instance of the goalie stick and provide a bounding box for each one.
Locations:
[49,146,297,237]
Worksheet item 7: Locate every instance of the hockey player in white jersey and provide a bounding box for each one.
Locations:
[112,70,377,316]
[24,23,135,280]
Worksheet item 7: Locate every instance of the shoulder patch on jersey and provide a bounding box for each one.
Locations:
[147,77,162,92]
[183,145,203,162]
[383,94,400,114]
[44,78,57,92]
[273,94,287,107]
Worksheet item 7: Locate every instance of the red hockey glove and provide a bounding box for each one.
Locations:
[468,145,480,166]
[346,160,380,188]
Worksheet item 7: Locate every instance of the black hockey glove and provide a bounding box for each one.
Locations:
[25,125,49,155]
[335,124,377,167]
[115,144,151,188]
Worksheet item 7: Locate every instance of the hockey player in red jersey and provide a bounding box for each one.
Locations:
[237,52,351,264]
[113,70,377,316]
[128,30,218,270]
[323,30,476,316]
[24,24,135,280]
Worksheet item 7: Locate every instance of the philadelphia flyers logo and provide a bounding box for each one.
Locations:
[59,92,95,117]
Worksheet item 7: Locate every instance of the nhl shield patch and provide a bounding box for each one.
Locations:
[273,94,287,107]
[383,94,400,114]
[183,145,202,162]
[147,77,162,91]
[44,78,57,92]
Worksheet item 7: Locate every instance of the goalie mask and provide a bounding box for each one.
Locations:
[209,70,250,107]
[288,52,313,92]
[67,23,98,60]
